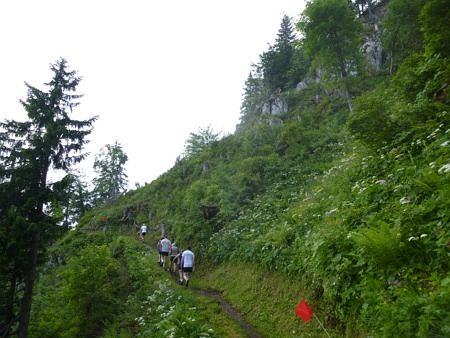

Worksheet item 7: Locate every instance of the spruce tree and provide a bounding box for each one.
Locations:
[0,58,96,337]
[260,15,297,92]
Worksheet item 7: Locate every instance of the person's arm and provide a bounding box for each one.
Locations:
[192,253,195,271]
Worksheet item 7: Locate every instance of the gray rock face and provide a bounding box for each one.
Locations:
[262,102,271,114]
[261,95,288,116]
[271,98,288,115]
[362,35,383,71]
[361,4,387,72]
[296,78,313,90]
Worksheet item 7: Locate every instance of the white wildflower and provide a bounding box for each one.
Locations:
[440,140,450,147]
[429,162,437,168]
[420,234,428,238]
[375,179,387,185]
[438,163,450,174]
[399,197,411,204]
[408,236,418,242]
[325,208,339,216]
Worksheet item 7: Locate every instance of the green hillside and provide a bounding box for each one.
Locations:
[2,0,450,337]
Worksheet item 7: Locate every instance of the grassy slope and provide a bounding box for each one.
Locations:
[195,262,342,338]
[36,50,450,336]
[72,101,450,336]
[30,231,247,338]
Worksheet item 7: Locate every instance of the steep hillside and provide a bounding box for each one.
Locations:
[28,0,450,337]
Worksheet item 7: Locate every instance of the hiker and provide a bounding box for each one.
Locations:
[156,237,163,265]
[169,242,180,273]
[180,247,195,287]
[160,236,171,269]
[174,250,183,284]
[137,224,147,241]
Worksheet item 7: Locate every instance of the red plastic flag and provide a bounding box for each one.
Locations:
[295,299,314,323]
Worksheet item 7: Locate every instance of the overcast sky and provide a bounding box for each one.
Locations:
[0,0,306,188]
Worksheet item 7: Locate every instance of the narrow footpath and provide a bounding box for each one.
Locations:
[193,288,262,338]
[143,240,262,337]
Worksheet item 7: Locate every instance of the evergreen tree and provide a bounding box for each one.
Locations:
[92,141,128,204]
[238,65,266,128]
[260,15,297,92]
[0,59,96,337]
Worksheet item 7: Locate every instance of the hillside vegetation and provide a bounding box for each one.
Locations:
[2,0,449,337]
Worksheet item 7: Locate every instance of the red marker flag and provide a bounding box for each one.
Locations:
[295,299,314,323]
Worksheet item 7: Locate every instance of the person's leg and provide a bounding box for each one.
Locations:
[165,257,170,271]
[169,257,174,272]
[162,253,169,270]
[178,267,183,284]
[183,271,191,287]
[172,259,177,274]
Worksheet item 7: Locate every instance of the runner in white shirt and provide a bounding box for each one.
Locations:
[180,247,195,287]
[137,224,147,242]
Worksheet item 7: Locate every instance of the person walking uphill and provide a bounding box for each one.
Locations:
[160,236,171,270]
[180,247,195,287]
[156,237,163,265]
[169,242,180,274]
[137,224,147,242]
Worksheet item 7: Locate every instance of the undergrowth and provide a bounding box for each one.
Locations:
[30,232,244,338]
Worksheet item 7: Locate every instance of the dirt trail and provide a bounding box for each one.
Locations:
[141,241,261,337]
[194,288,262,338]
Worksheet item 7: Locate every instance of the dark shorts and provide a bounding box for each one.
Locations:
[161,251,169,257]
[170,256,179,263]
[141,232,146,236]
[182,266,193,273]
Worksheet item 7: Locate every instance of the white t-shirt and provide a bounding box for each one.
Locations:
[161,238,171,252]
[181,250,195,268]
[140,225,147,233]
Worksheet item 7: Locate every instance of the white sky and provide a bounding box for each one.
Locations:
[0,0,305,188]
